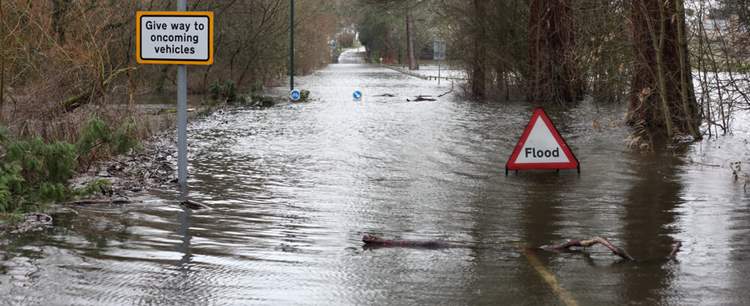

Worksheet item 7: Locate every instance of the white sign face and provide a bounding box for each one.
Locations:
[433,40,446,61]
[137,12,214,65]
[514,117,571,164]
[506,108,578,172]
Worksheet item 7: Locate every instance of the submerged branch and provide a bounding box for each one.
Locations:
[66,198,131,205]
[540,236,635,261]
[540,236,684,261]
[362,234,451,249]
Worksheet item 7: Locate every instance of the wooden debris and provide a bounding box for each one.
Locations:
[540,236,635,261]
[362,234,450,248]
[407,95,437,102]
[180,199,210,210]
[66,197,131,205]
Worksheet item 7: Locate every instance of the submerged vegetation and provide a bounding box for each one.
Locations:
[0,119,137,216]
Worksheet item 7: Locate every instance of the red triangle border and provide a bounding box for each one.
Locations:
[505,107,579,171]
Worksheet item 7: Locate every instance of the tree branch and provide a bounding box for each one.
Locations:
[540,236,635,261]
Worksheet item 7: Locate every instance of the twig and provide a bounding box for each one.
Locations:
[541,236,635,261]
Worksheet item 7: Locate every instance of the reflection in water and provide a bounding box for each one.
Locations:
[521,174,566,247]
[1,51,750,305]
[136,207,203,304]
[620,150,685,305]
[518,174,568,306]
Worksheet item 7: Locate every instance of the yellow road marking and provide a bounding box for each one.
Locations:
[523,249,580,306]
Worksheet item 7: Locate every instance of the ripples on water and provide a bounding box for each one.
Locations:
[1,51,750,305]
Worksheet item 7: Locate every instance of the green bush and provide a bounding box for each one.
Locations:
[77,117,139,168]
[0,136,77,213]
[209,80,238,103]
[0,162,26,213]
[300,90,311,102]
[0,118,137,215]
[74,178,112,198]
[111,120,139,155]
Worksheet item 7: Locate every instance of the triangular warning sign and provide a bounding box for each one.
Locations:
[506,108,579,172]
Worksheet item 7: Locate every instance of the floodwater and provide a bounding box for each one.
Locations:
[2,49,750,305]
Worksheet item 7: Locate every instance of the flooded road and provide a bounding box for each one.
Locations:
[2,50,750,305]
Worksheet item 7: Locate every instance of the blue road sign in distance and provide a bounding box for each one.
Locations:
[353,90,363,101]
[290,89,301,101]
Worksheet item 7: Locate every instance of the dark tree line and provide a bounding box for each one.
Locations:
[356,0,750,146]
[527,0,582,104]
[0,0,338,141]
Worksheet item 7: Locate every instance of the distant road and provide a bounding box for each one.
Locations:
[337,47,366,64]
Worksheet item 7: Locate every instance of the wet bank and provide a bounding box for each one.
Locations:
[1,50,749,305]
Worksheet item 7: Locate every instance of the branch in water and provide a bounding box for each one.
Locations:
[362,234,450,248]
[540,237,635,261]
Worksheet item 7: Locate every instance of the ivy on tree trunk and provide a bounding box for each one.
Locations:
[628,0,702,145]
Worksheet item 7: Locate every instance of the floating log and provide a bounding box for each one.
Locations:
[66,197,131,205]
[407,95,437,102]
[362,234,450,249]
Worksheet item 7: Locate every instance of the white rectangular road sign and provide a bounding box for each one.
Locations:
[137,11,214,65]
[433,40,446,61]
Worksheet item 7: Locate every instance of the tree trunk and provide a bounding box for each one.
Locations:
[628,0,702,144]
[470,0,486,98]
[0,0,4,120]
[406,10,418,70]
[1,50,4,120]
[527,0,581,104]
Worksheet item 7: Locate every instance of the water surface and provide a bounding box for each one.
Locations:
[1,50,749,305]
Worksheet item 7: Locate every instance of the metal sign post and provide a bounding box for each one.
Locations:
[289,0,295,91]
[177,0,187,199]
[433,40,446,86]
[177,0,189,199]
